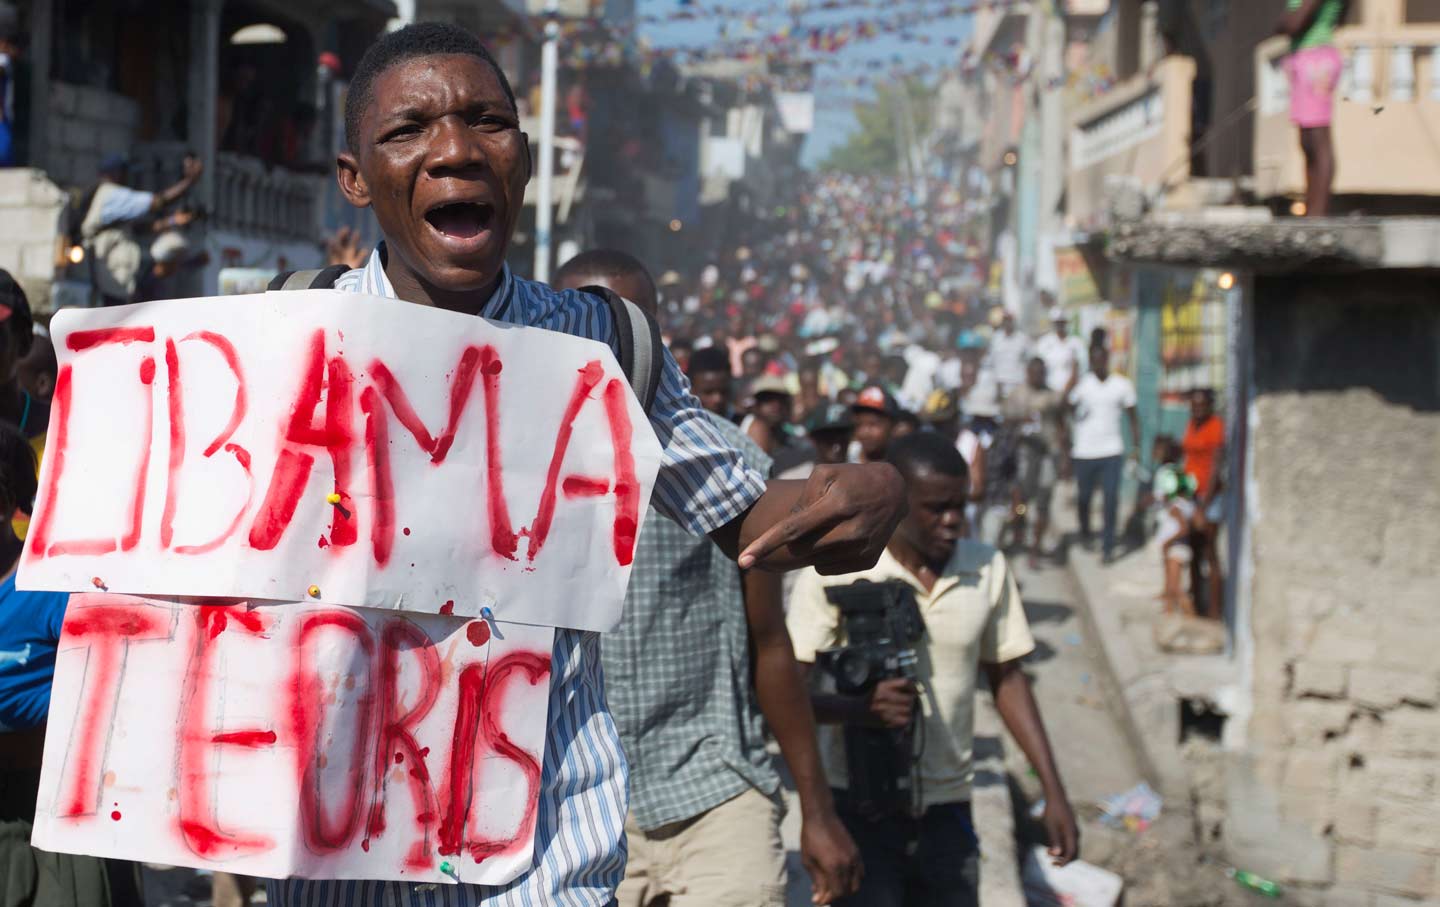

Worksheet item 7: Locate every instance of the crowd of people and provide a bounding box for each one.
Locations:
[0,20,1231,907]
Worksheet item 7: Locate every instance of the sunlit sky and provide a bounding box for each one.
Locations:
[635,0,976,167]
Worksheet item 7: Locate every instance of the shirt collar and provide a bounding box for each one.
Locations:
[361,241,516,320]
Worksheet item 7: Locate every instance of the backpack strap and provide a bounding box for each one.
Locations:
[266,264,350,291]
[580,285,664,413]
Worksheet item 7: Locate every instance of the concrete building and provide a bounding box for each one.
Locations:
[1106,215,1440,907]
[3,0,395,306]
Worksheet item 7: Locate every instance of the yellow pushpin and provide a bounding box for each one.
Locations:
[326,493,342,505]
[307,584,321,598]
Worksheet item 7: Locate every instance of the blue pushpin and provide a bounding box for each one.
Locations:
[480,607,494,621]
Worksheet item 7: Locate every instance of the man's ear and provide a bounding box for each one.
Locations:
[336,151,371,209]
[521,132,533,184]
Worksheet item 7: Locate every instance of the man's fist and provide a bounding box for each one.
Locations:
[738,462,906,574]
[865,678,918,729]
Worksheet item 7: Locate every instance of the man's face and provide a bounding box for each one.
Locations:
[754,392,789,427]
[691,369,731,415]
[852,410,894,462]
[811,428,851,465]
[896,467,967,567]
[337,54,529,300]
[1091,346,1110,377]
[1052,318,1068,337]
[741,349,764,378]
[1191,391,1213,421]
[1027,358,1046,389]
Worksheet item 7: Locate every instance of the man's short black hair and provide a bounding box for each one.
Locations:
[689,347,731,377]
[0,269,35,358]
[556,249,658,314]
[345,22,517,154]
[886,431,969,486]
[0,421,37,517]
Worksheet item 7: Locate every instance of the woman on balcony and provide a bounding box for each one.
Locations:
[1277,0,1350,217]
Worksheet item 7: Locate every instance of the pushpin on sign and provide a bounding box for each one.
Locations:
[20,291,666,887]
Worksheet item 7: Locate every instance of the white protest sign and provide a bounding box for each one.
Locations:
[18,291,662,632]
[31,593,554,886]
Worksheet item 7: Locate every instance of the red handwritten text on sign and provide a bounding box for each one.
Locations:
[18,293,663,631]
[31,594,554,885]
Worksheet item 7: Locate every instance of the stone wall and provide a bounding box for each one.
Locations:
[44,82,140,189]
[1228,273,1440,906]
[0,168,67,310]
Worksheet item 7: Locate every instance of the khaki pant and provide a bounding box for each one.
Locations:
[617,788,786,907]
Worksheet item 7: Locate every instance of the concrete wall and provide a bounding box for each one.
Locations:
[1229,272,1440,905]
[43,82,141,189]
[0,169,67,311]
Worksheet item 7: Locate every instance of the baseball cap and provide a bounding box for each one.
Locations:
[805,403,853,434]
[1049,305,1068,322]
[852,385,898,417]
[99,152,130,176]
[750,374,791,398]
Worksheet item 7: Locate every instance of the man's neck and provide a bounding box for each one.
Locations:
[384,255,502,317]
[886,537,943,592]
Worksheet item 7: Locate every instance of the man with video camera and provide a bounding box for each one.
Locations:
[787,431,1079,906]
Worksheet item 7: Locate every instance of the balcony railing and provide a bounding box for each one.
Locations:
[130,143,324,244]
[1254,26,1440,199]
[1066,55,1198,230]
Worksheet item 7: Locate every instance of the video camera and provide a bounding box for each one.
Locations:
[815,579,926,816]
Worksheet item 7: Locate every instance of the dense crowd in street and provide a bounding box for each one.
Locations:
[0,20,1236,907]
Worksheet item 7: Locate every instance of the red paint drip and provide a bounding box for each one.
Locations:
[361,386,395,566]
[318,536,329,549]
[561,476,610,498]
[403,527,411,536]
[601,378,641,566]
[111,810,122,821]
[210,729,278,747]
[439,601,455,616]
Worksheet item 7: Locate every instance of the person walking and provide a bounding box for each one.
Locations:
[555,249,862,907]
[1065,346,1139,564]
[787,432,1078,907]
[1034,303,1087,396]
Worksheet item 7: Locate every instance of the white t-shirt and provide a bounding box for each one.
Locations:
[1036,332,1088,392]
[1067,372,1137,460]
[986,329,1032,388]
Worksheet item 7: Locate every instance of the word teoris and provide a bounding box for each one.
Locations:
[21,292,663,632]
[31,594,553,885]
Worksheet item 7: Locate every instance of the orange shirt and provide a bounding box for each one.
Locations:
[1182,416,1224,497]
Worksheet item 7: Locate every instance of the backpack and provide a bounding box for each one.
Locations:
[267,268,664,413]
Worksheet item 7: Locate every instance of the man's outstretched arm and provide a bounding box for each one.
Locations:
[710,462,906,574]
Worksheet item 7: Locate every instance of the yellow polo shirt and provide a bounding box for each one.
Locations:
[787,541,1035,807]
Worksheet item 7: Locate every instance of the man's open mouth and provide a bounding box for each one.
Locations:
[424,202,495,241]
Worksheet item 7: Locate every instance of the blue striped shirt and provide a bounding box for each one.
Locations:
[266,246,768,907]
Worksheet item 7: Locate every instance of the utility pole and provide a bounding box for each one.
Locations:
[534,0,559,284]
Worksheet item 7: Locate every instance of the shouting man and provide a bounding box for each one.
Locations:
[271,22,903,907]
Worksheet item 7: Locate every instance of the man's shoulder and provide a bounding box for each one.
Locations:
[510,275,608,331]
